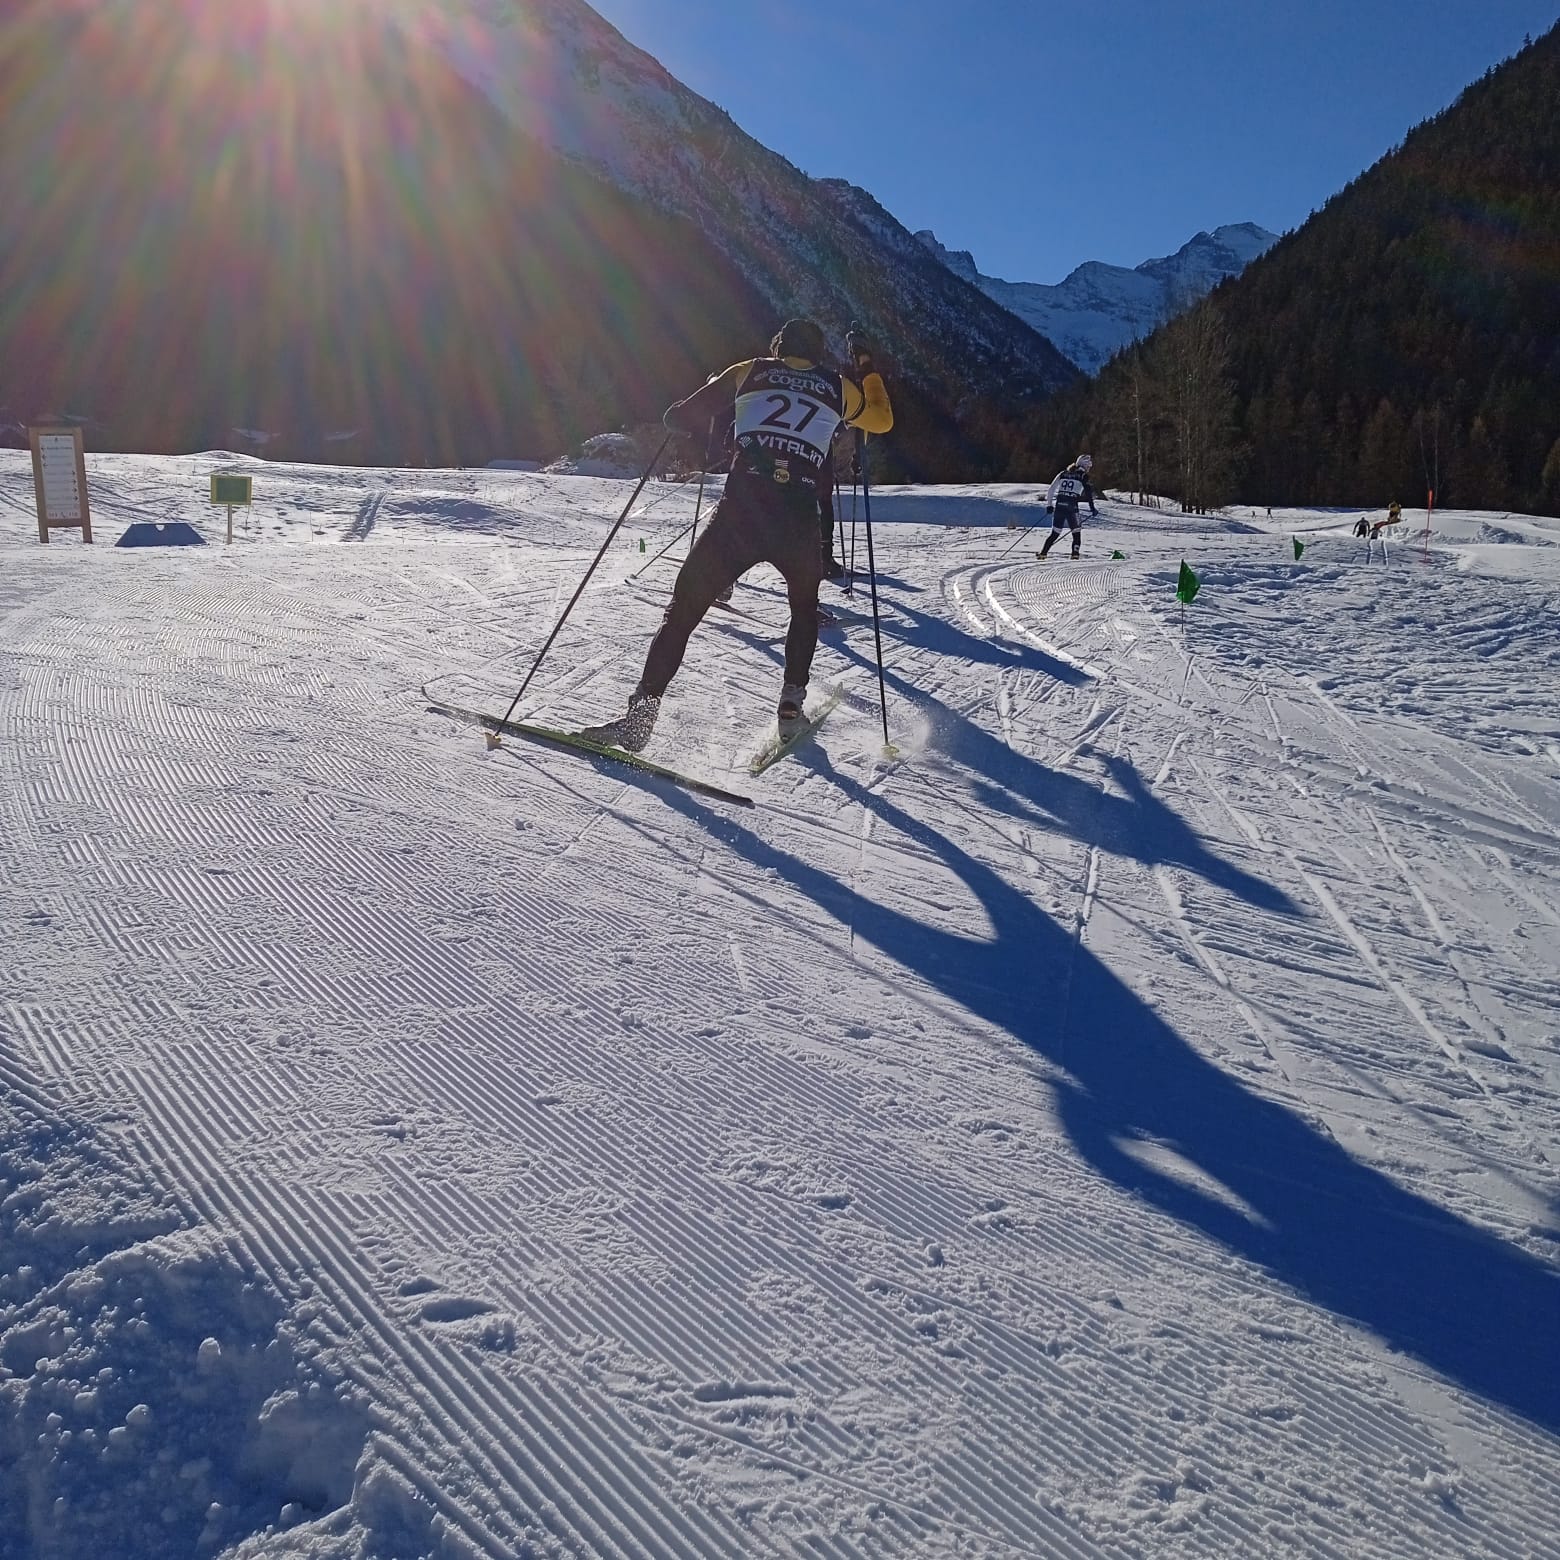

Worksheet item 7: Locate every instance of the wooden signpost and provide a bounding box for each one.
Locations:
[29,426,92,543]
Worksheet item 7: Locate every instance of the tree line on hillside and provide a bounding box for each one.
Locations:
[1015,25,1560,518]
[1008,301,1241,512]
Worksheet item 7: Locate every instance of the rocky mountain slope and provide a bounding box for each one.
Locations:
[0,0,1077,478]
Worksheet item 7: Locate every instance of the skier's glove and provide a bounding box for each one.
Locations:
[845,326,874,377]
[1045,505,1054,515]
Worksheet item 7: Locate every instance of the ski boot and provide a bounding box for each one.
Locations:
[579,691,660,753]
[777,682,807,738]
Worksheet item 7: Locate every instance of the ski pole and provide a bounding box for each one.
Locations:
[998,520,1044,559]
[492,432,673,744]
[689,418,714,549]
[628,511,696,582]
[830,480,843,580]
[688,467,706,550]
[857,429,897,759]
[627,419,714,582]
[846,452,859,597]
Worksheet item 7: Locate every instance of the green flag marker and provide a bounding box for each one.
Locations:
[1292,536,1305,560]
[1176,560,1201,604]
[1111,549,1126,560]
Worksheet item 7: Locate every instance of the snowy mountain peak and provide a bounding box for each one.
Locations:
[1135,223,1282,302]
[918,222,1279,374]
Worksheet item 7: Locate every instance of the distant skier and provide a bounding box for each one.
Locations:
[1037,454,1098,560]
[1353,516,1371,539]
[582,319,892,751]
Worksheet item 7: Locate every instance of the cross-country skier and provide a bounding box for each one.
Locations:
[582,320,892,752]
[1037,455,1098,560]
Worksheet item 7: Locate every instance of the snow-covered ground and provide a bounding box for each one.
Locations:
[2,452,1557,1559]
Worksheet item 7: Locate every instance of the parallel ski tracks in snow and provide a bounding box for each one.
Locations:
[6,467,1559,1559]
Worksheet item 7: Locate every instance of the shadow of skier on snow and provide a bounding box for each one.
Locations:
[662,753,1560,1435]
[720,614,1294,917]
[713,583,1093,699]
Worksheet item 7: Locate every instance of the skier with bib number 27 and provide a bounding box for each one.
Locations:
[1037,454,1098,560]
[582,320,893,752]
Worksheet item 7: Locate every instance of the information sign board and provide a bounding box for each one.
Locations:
[29,426,92,543]
[210,474,253,506]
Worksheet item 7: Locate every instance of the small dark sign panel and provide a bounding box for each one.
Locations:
[210,474,253,506]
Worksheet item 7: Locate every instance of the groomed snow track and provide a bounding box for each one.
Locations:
[2,456,1558,1558]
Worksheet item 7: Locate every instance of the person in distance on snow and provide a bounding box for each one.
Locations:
[1037,454,1099,560]
[582,319,893,752]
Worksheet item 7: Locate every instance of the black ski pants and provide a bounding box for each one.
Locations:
[1039,504,1084,557]
[638,477,824,698]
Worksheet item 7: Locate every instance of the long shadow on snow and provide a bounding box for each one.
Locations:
[718,586,1093,690]
[666,755,1560,1433]
[719,614,1288,915]
[857,589,1098,682]
[846,491,1040,531]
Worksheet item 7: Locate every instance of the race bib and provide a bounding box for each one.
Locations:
[732,361,845,472]
[734,388,842,462]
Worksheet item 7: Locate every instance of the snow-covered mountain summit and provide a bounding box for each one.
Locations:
[918,223,1279,374]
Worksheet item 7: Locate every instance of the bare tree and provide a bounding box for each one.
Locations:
[1156,301,1238,512]
[1127,358,1151,506]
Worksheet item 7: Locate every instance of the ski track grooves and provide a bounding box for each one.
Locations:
[7,476,1560,1560]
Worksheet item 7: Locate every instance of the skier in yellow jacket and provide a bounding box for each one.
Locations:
[1371,500,1403,538]
[584,319,892,751]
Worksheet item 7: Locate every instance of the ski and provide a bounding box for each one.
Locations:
[749,690,844,775]
[427,697,755,809]
[625,582,770,629]
[627,581,849,634]
[710,597,769,626]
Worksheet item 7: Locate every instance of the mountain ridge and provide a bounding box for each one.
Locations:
[0,0,1077,479]
[917,223,1279,373]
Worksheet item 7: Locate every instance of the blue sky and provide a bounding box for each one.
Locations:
[586,1,1558,282]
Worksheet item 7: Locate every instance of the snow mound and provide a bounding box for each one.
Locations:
[543,432,647,478]
[0,1087,369,1559]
